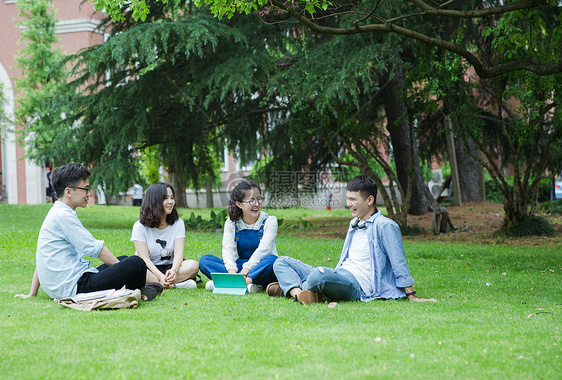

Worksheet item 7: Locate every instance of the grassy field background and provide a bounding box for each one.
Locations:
[1,204,560,379]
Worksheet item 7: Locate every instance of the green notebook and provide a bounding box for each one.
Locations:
[211,273,249,295]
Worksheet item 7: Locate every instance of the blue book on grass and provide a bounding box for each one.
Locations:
[211,273,248,295]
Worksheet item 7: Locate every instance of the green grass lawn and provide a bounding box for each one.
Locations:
[1,204,560,379]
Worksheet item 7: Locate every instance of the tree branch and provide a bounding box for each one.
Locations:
[408,0,545,18]
[270,0,561,78]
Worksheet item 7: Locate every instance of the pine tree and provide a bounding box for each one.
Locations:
[22,1,282,203]
[14,0,67,149]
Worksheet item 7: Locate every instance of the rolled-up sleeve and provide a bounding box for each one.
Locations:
[58,210,104,258]
[36,202,103,299]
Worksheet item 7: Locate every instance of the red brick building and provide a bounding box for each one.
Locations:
[0,0,105,204]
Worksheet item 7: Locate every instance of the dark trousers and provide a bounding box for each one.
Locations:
[77,255,146,293]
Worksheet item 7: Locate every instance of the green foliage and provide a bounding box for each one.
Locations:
[538,199,562,214]
[440,161,451,180]
[14,0,67,155]
[399,225,426,236]
[74,0,562,229]
[494,215,555,238]
[25,3,280,197]
[420,160,434,183]
[484,177,506,203]
[249,26,411,218]
[413,3,562,225]
[92,0,166,21]
[184,209,227,230]
[485,177,554,204]
[0,83,7,130]
[279,217,312,230]
[138,145,161,186]
[481,7,560,63]
[335,153,387,183]
[192,0,328,20]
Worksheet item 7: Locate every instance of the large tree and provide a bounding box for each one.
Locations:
[90,0,562,78]
[69,0,562,229]
[242,22,439,224]
[14,0,67,153]
[414,13,562,227]
[258,0,561,229]
[23,1,283,204]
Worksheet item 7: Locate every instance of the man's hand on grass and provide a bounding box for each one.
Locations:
[15,292,36,299]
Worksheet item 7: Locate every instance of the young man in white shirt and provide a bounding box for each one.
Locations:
[16,163,158,301]
[268,175,437,305]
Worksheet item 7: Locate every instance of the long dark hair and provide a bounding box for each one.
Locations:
[140,182,179,228]
[228,180,261,222]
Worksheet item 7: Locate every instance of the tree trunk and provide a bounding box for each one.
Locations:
[445,113,485,203]
[169,171,188,208]
[380,68,434,215]
[455,135,485,202]
[206,177,214,208]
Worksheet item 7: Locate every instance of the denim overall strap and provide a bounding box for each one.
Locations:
[258,215,268,240]
[235,216,269,260]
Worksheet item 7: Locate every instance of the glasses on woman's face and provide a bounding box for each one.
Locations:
[69,186,91,194]
[240,197,265,206]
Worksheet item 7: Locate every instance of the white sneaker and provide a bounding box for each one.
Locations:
[175,279,197,289]
[205,280,215,291]
[247,283,263,294]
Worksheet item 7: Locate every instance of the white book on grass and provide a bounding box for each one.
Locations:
[72,288,133,301]
[72,289,115,301]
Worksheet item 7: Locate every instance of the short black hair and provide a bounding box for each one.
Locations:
[51,163,91,198]
[228,180,261,222]
[347,175,378,201]
[139,182,179,228]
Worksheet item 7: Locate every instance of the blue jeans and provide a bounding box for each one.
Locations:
[273,256,362,301]
[199,254,278,286]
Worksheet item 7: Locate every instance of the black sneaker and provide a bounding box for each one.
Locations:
[146,282,164,295]
[140,282,163,301]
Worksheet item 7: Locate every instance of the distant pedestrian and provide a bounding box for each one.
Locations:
[46,166,57,203]
[132,181,143,206]
[45,166,52,201]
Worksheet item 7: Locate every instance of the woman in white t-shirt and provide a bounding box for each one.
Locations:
[199,180,278,293]
[131,182,199,289]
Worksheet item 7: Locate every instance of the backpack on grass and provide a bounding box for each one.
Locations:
[55,289,141,311]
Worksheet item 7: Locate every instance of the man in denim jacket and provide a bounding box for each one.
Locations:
[268,175,437,304]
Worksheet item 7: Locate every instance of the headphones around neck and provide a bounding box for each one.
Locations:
[350,209,378,229]
[350,217,367,229]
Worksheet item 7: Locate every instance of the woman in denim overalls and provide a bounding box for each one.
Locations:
[199,180,278,293]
